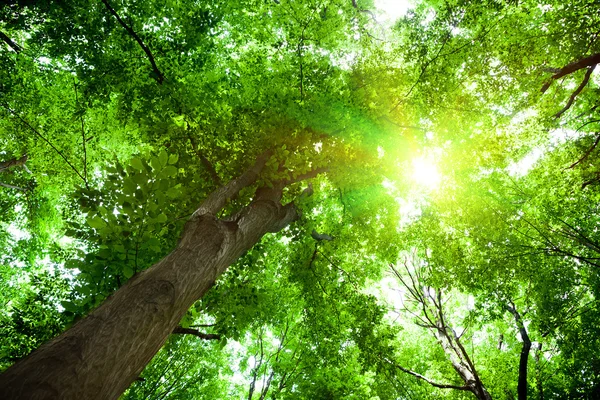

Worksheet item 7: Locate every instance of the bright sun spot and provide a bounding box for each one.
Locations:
[375,0,413,22]
[412,157,441,189]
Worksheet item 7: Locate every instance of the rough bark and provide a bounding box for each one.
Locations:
[0,155,308,400]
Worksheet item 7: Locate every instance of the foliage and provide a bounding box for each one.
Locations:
[2,0,600,398]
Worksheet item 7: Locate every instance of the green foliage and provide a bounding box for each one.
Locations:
[2,0,600,398]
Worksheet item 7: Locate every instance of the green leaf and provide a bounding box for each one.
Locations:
[61,301,79,313]
[87,216,106,229]
[159,165,178,178]
[65,259,83,269]
[156,213,168,223]
[150,156,161,171]
[158,150,168,167]
[166,186,181,198]
[130,157,144,171]
[168,153,179,164]
[123,265,134,279]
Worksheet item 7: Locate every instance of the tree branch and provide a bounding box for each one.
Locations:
[172,326,220,340]
[386,358,470,391]
[0,181,26,191]
[391,32,451,111]
[100,0,164,84]
[73,79,89,187]
[194,150,272,216]
[2,103,87,184]
[544,52,600,83]
[188,134,222,186]
[0,31,21,53]
[554,65,596,118]
[506,303,532,400]
[0,155,28,173]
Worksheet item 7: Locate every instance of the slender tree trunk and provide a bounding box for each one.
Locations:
[0,155,304,400]
[508,304,532,400]
[534,343,544,400]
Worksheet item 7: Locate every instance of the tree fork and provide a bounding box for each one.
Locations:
[0,155,319,400]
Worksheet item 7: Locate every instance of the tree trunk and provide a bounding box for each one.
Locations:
[508,304,532,400]
[0,156,303,400]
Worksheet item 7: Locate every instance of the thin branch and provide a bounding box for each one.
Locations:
[0,181,26,191]
[391,32,451,111]
[2,103,87,184]
[568,132,600,169]
[188,133,222,186]
[318,250,358,289]
[73,79,89,187]
[100,0,164,84]
[386,358,470,391]
[554,65,596,118]
[575,119,600,131]
[297,40,304,100]
[0,31,21,53]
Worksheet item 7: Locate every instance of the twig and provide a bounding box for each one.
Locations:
[73,79,89,187]
[100,0,164,84]
[385,357,470,391]
[188,133,222,186]
[2,103,87,184]
[390,32,451,111]
[568,133,600,169]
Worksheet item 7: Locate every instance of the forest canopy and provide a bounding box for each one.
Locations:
[1,0,600,399]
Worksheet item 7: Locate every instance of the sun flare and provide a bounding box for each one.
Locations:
[412,157,441,189]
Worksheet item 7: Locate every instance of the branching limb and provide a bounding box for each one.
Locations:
[554,65,596,118]
[100,0,164,84]
[543,52,600,84]
[172,326,220,340]
[0,155,28,172]
[194,150,272,216]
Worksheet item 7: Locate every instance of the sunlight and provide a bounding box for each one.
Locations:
[375,0,413,22]
[412,156,441,189]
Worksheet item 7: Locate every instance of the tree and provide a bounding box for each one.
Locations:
[2,0,600,398]
[0,148,327,397]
